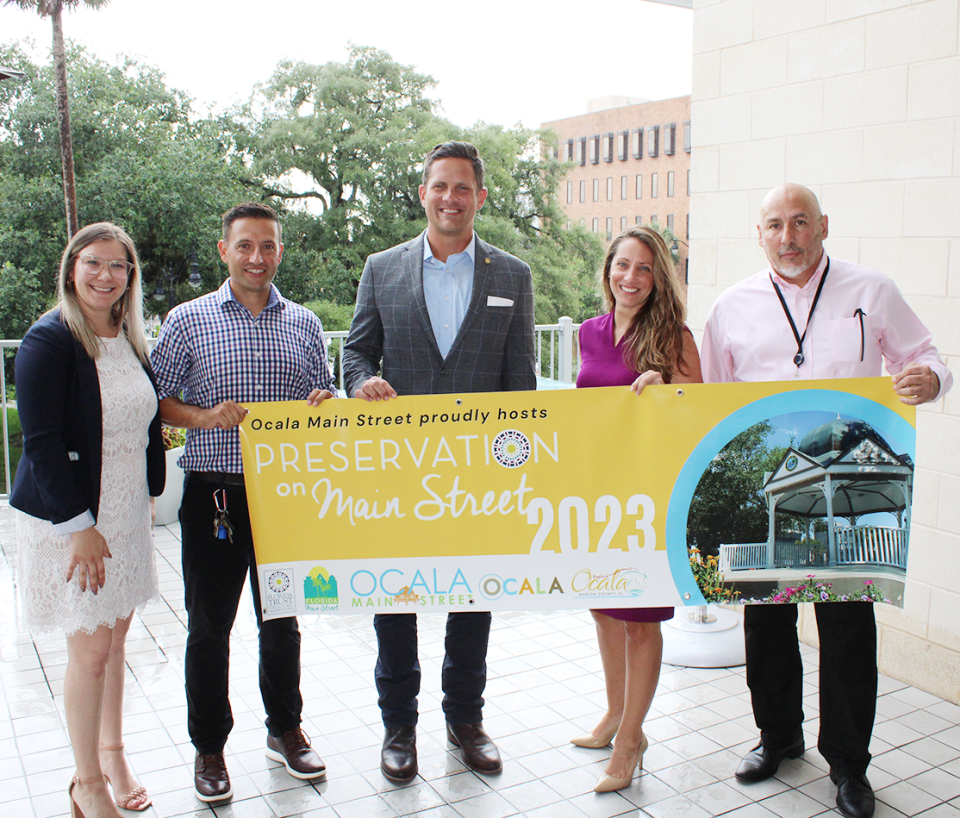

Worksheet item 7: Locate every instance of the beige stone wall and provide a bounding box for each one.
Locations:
[689,0,960,702]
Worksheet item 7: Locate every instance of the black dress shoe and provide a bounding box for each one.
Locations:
[446,722,502,774]
[194,751,232,803]
[735,736,804,782]
[832,772,875,818]
[381,725,417,782]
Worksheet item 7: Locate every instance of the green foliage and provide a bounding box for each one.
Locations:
[0,405,23,490]
[0,42,247,309]
[0,39,608,327]
[0,262,45,339]
[688,547,739,603]
[238,45,444,296]
[303,300,355,332]
[687,421,801,556]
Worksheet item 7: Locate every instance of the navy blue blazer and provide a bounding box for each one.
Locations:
[10,309,165,526]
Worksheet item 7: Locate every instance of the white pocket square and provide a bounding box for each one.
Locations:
[487,296,514,307]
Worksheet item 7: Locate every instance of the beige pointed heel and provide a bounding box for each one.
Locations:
[594,733,649,793]
[570,722,620,748]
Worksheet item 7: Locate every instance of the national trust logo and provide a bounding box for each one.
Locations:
[491,429,531,468]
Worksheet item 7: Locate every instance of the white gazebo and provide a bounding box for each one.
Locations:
[760,419,913,571]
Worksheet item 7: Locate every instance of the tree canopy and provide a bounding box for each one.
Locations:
[0,40,604,339]
[686,422,804,556]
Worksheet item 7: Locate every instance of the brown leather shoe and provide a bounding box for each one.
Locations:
[194,752,232,803]
[266,728,326,780]
[381,725,417,782]
[446,722,502,774]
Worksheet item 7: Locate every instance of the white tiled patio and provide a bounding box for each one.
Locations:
[2,505,959,818]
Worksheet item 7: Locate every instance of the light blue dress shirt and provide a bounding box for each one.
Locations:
[422,232,476,358]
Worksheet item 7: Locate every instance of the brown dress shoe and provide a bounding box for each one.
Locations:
[194,752,232,803]
[266,728,326,780]
[381,725,417,782]
[446,722,502,774]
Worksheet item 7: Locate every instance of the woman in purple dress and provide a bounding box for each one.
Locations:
[571,226,702,793]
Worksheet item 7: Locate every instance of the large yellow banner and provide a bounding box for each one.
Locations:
[240,379,915,618]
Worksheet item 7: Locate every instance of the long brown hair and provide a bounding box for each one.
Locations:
[599,226,688,382]
[56,222,150,364]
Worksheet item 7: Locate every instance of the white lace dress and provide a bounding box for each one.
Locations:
[17,334,159,635]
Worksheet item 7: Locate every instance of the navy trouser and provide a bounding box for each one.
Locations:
[745,601,876,777]
[374,611,491,727]
[180,475,302,753]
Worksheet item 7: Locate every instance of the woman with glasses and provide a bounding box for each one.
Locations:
[571,226,701,793]
[11,223,164,818]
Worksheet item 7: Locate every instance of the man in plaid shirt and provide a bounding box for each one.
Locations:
[151,202,335,803]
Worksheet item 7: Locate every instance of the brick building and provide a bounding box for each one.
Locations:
[542,95,692,276]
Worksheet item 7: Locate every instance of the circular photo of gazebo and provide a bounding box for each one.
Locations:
[686,412,912,605]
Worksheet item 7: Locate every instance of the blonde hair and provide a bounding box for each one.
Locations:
[56,222,150,365]
[599,226,689,382]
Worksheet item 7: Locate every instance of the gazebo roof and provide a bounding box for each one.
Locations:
[764,419,913,517]
[798,418,894,462]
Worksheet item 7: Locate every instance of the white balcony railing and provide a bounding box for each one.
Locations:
[719,525,908,573]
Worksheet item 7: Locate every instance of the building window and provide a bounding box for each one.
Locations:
[579,180,586,203]
[686,214,690,240]
[667,171,675,197]
[687,169,691,196]
[651,173,659,198]
[647,125,659,158]
[589,135,600,164]
[606,217,613,240]
[621,176,628,200]
[667,214,675,231]
[592,218,599,232]
[683,120,691,153]
[602,132,614,163]
[606,178,613,201]
[635,216,642,224]
[635,174,643,199]
[663,122,676,156]
[566,181,573,204]
[593,178,600,202]
[575,137,586,166]
[651,214,659,225]
[631,128,643,159]
[620,216,628,232]
[563,139,574,162]
[579,218,586,226]
[617,130,629,161]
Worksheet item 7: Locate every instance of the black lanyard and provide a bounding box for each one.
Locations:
[769,259,830,370]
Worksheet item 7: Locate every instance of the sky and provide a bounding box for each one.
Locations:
[2,0,693,129]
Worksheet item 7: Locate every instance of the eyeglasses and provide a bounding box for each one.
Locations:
[79,255,134,278]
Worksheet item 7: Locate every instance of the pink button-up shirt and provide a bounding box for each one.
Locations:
[701,254,953,400]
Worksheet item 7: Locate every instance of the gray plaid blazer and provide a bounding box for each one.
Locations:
[343,233,536,397]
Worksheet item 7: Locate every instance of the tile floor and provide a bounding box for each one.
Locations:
[2,504,960,818]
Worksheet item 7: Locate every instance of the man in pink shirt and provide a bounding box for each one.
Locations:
[701,184,952,818]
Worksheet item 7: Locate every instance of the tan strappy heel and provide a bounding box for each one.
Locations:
[99,744,152,812]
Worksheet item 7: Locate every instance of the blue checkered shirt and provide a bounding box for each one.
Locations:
[150,281,336,473]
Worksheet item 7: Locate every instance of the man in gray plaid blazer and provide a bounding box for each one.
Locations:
[343,141,536,782]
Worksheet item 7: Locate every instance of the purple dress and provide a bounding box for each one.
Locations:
[576,312,674,623]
